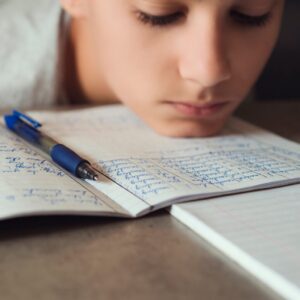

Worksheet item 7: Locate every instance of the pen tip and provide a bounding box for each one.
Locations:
[76,162,100,181]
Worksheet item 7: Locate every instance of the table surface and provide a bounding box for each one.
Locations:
[1,100,299,300]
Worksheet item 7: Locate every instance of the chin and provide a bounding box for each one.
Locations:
[151,119,227,138]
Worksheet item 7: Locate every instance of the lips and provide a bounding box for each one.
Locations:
[166,101,229,118]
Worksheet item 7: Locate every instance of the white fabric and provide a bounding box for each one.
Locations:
[0,0,65,110]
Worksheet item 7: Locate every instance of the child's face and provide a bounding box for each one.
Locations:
[69,0,285,137]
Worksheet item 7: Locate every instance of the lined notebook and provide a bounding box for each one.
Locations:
[1,105,300,220]
[170,184,300,300]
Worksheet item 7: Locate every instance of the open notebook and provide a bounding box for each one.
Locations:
[170,184,300,300]
[1,105,300,220]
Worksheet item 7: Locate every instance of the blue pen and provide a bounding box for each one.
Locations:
[4,110,99,181]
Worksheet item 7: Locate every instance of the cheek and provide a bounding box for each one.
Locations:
[87,4,176,105]
[96,26,158,101]
[230,23,282,94]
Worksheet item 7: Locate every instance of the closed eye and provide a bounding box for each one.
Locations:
[136,11,184,27]
[136,10,271,29]
[230,10,271,27]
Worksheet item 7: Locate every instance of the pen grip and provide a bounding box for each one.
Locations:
[50,144,87,176]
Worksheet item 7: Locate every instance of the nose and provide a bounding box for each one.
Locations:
[178,14,232,88]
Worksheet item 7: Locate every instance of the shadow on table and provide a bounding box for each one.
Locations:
[0,210,165,241]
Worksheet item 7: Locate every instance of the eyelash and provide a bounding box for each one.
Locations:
[137,11,184,27]
[230,11,271,27]
[136,10,271,28]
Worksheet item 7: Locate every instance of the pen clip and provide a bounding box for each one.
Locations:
[12,110,42,129]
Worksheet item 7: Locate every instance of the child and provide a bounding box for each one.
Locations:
[0,0,285,137]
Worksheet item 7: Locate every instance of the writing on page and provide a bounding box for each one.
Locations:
[0,126,122,219]
[30,106,300,208]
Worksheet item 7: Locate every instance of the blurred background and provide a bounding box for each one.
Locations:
[255,0,300,101]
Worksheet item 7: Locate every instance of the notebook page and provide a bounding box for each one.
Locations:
[29,106,300,210]
[86,173,151,217]
[0,126,128,220]
[170,184,300,300]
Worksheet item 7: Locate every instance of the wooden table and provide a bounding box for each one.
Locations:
[0,100,299,300]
